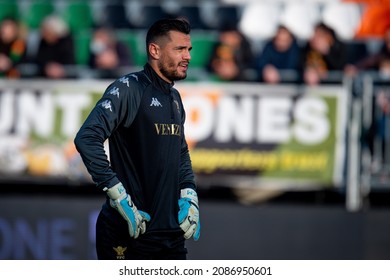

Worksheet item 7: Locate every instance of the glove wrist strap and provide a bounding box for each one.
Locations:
[105,182,127,200]
[180,188,198,206]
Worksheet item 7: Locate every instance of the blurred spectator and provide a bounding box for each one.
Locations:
[256,25,301,84]
[88,27,133,79]
[207,24,254,81]
[301,22,347,85]
[345,28,390,78]
[0,18,27,78]
[34,15,75,79]
[376,88,390,149]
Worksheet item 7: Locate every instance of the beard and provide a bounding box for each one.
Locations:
[158,60,187,82]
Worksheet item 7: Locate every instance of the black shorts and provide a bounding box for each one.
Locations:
[95,205,187,260]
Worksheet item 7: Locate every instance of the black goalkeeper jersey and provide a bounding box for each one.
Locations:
[74,63,196,235]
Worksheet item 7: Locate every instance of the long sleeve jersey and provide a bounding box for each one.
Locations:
[74,63,196,234]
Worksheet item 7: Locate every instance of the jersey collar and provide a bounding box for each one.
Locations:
[144,63,174,95]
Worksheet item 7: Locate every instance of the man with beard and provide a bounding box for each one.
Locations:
[74,18,200,260]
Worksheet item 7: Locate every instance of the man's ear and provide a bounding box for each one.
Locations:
[148,43,160,60]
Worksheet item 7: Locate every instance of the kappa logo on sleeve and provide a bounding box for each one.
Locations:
[129,74,138,81]
[108,87,120,98]
[118,74,138,87]
[100,100,112,112]
[118,76,129,87]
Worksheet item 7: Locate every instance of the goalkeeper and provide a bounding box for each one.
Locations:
[74,18,200,260]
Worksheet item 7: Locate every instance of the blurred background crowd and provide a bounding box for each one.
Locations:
[0,0,390,84]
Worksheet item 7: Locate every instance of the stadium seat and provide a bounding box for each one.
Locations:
[279,2,321,40]
[0,1,19,21]
[214,5,240,30]
[73,29,92,65]
[239,3,281,41]
[115,30,146,66]
[102,3,132,29]
[24,1,55,29]
[321,2,362,40]
[179,5,207,30]
[189,32,218,68]
[62,1,94,32]
[134,5,172,29]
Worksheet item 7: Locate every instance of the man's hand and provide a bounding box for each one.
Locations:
[105,183,150,238]
[178,188,200,241]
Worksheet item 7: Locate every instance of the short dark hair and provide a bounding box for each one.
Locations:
[145,18,191,53]
[315,22,337,39]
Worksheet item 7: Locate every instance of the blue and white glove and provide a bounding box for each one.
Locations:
[178,188,200,241]
[105,183,151,239]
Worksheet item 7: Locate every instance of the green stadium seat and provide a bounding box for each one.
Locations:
[62,1,94,32]
[0,1,19,21]
[73,29,92,65]
[115,30,147,67]
[190,32,218,68]
[24,1,55,29]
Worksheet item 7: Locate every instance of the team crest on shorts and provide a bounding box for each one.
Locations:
[113,246,127,259]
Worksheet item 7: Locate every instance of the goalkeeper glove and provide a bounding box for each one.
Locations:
[178,188,200,241]
[105,183,150,239]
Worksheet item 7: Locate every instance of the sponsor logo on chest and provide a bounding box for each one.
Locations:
[154,123,181,136]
